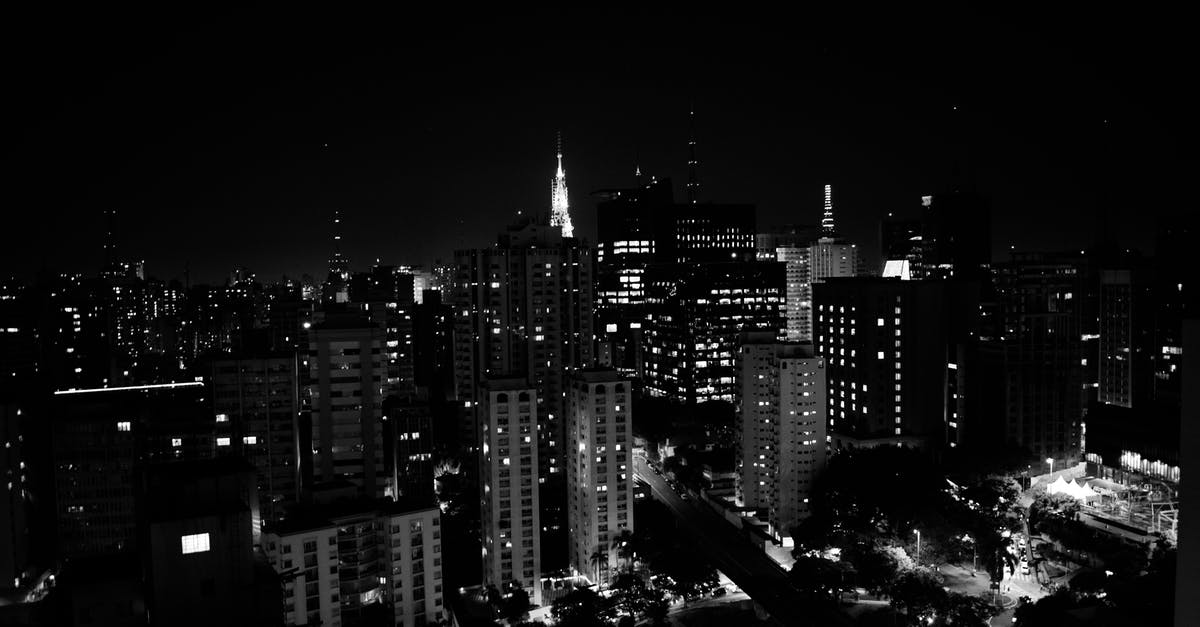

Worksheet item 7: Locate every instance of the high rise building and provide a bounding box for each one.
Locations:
[452,218,593,569]
[51,381,215,557]
[211,353,301,525]
[813,278,974,451]
[1098,267,1155,409]
[566,368,633,587]
[136,458,272,626]
[809,237,858,283]
[263,499,445,627]
[383,395,435,504]
[978,253,1088,463]
[304,312,389,498]
[756,226,823,342]
[323,211,351,305]
[478,378,542,605]
[351,264,418,397]
[643,261,786,404]
[594,178,675,375]
[0,402,30,592]
[735,333,826,544]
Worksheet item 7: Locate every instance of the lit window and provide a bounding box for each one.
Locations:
[876,318,884,326]
[172,438,182,447]
[117,421,131,432]
[217,437,231,447]
[243,436,257,445]
[181,532,210,554]
[215,414,228,423]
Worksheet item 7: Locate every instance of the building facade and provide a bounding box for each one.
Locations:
[305,314,389,498]
[211,353,301,524]
[263,500,444,627]
[566,369,633,587]
[478,378,542,604]
[736,333,826,543]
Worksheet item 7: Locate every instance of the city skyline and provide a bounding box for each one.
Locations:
[1,18,1195,626]
[5,22,1195,283]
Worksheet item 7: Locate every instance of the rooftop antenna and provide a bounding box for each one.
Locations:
[686,106,699,204]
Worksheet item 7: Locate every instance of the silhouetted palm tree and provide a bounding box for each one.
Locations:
[589,544,609,585]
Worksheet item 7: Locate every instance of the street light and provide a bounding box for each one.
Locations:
[914,529,921,565]
[963,534,977,573]
[1046,457,1055,475]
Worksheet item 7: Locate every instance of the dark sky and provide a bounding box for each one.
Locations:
[5,19,1195,283]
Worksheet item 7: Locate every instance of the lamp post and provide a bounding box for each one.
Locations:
[1046,457,1055,475]
[914,529,921,565]
[963,534,976,573]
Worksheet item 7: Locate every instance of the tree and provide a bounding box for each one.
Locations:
[887,567,947,625]
[499,586,531,624]
[589,545,609,584]
[842,540,900,596]
[789,555,852,603]
[939,592,997,626]
[551,587,611,627]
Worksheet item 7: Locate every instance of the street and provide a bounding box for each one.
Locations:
[635,455,852,626]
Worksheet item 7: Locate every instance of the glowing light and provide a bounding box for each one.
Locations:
[181,532,210,554]
[54,381,204,395]
[550,138,574,237]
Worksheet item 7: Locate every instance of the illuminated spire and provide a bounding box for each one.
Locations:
[687,108,699,204]
[821,184,835,235]
[550,133,574,237]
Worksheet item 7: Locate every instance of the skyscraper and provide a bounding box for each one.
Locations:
[566,368,633,587]
[643,261,786,404]
[978,253,1088,463]
[210,353,301,525]
[813,278,971,450]
[452,217,593,569]
[478,377,542,605]
[736,332,826,544]
[304,312,389,498]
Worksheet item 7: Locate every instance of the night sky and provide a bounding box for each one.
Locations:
[5,19,1195,283]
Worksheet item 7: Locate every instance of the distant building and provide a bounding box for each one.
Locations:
[210,353,301,525]
[643,261,786,404]
[478,378,542,605]
[594,178,674,375]
[736,333,826,543]
[350,264,418,397]
[879,191,991,282]
[977,253,1089,463]
[813,278,975,451]
[304,312,389,499]
[566,368,634,586]
[383,395,435,504]
[263,498,445,627]
[1098,267,1155,409]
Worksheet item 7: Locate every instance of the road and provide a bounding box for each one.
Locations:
[635,455,852,626]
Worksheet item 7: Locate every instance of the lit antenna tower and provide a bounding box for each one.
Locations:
[821,184,835,235]
[550,133,574,237]
[687,108,699,204]
[329,210,349,280]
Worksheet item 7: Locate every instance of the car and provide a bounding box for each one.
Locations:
[1021,561,1030,575]
[712,586,727,597]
